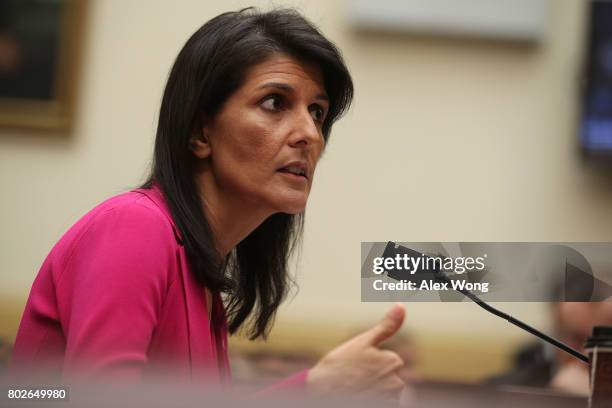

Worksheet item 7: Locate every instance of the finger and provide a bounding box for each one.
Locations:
[360,374,405,398]
[359,304,405,347]
[376,350,404,377]
[357,349,405,380]
[399,386,416,407]
[396,367,422,384]
[382,374,405,394]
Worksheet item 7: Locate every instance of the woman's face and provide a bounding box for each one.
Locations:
[198,54,329,215]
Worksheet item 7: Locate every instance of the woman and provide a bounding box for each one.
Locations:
[11,7,408,401]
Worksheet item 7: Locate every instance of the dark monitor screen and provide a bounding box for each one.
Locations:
[582,1,612,154]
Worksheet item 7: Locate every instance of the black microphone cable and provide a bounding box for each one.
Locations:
[432,268,590,364]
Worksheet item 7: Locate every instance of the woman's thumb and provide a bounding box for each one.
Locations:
[362,304,405,347]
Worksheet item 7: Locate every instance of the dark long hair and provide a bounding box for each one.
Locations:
[142,8,353,339]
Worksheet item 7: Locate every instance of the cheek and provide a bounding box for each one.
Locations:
[310,144,324,174]
[236,128,278,169]
[213,117,280,182]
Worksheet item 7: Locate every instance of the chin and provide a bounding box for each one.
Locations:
[282,207,306,215]
[277,201,307,215]
[272,195,308,215]
[259,187,309,215]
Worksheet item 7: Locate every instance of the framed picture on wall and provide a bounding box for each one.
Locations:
[581,0,612,156]
[0,0,86,130]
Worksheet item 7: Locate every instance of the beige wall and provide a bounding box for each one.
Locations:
[0,0,607,379]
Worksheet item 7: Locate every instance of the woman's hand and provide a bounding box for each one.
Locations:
[306,304,410,403]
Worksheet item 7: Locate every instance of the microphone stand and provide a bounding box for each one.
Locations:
[433,269,590,364]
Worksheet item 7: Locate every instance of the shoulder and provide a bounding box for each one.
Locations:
[73,190,177,248]
[90,191,175,238]
[29,189,184,328]
[49,190,181,280]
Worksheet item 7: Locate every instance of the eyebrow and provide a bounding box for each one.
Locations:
[256,82,329,102]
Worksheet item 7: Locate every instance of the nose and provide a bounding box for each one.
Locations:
[288,107,322,149]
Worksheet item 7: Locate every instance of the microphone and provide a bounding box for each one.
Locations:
[432,267,589,364]
[385,242,590,364]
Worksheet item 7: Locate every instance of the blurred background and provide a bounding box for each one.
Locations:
[1,0,612,396]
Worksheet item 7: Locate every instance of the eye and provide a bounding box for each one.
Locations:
[309,104,326,124]
[260,94,285,111]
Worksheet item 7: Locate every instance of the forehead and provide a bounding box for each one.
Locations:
[241,54,326,95]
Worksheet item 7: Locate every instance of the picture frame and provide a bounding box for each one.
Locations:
[0,0,87,130]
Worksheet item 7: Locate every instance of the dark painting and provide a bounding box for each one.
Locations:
[0,0,85,130]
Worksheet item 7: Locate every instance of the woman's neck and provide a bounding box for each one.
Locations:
[194,171,273,257]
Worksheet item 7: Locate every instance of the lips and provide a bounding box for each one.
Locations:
[278,161,308,179]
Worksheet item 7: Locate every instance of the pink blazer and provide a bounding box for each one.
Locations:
[11,186,308,390]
